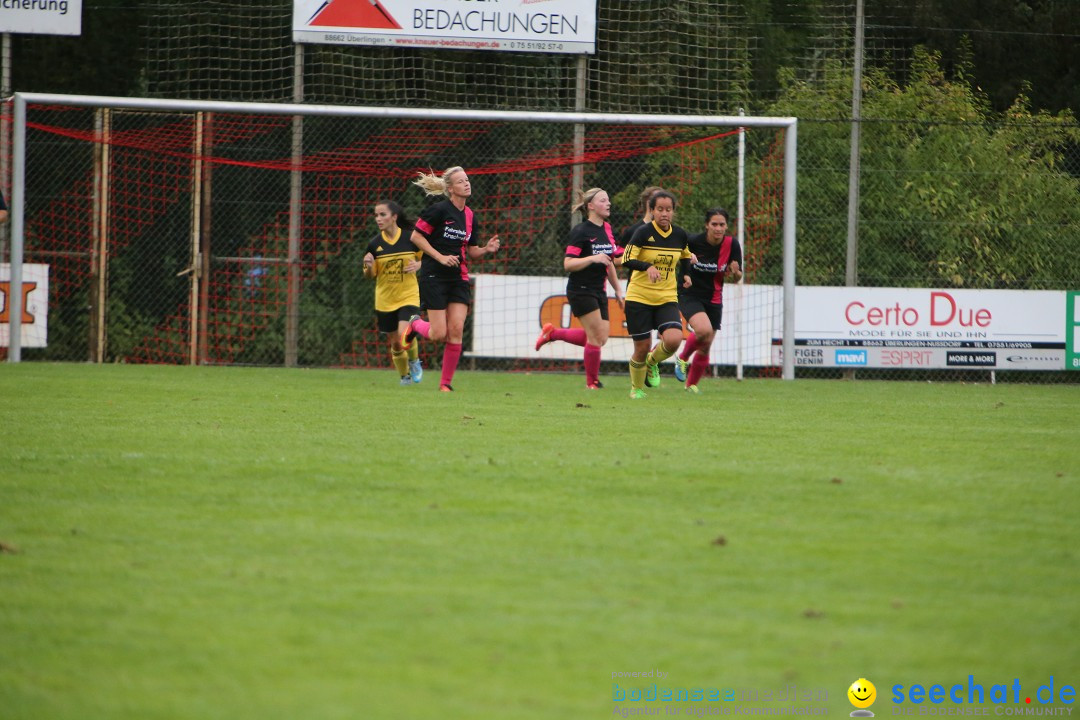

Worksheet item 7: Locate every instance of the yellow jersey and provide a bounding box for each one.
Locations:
[623,221,691,306]
[365,228,422,312]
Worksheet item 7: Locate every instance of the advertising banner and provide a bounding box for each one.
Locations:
[471,274,779,365]
[0,264,50,348]
[293,0,597,54]
[774,287,1072,371]
[0,0,82,35]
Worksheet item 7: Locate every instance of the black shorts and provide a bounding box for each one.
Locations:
[624,300,681,341]
[567,288,609,321]
[420,275,471,311]
[679,296,723,330]
[376,305,420,334]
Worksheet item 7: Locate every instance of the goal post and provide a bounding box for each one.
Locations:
[6,92,797,379]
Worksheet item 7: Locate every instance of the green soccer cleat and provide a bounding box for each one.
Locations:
[629,388,647,400]
[685,384,700,394]
[645,362,661,388]
[674,356,688,382]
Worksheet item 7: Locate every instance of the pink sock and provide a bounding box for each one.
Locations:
[584,343,601,386]
[552,327,587,347]
[413,318,431,339]
[687,351,710,386]
[440,342,462,387]
[679,333,699,361]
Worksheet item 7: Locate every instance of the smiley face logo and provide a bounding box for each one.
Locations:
[848,678,877,709]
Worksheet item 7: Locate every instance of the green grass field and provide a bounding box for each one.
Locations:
[1,363,1078,720]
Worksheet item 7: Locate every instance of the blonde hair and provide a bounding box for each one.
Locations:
[413,166,465,197]
[572,187,606,216]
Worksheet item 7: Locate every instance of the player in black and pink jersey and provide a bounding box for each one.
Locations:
[673,207,743,393]
[404,166,500,392]
[534,188,625,389]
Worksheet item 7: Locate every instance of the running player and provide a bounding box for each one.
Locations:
[362,200,424,385]
[534,187,625,389]
[673,208,743,392]
[620,191,691,399]
[404,166,500,392]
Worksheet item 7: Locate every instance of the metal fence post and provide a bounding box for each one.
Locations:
[89,108,111,363]
[285,44,304,367]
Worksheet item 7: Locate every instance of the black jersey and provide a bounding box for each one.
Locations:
[414,199,479,281]
[564,220,619,294]
[681,233,742,305]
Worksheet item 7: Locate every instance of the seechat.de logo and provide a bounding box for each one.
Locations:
[836,349,868,366]
[849,678,877,717]
[891,675,1076,715]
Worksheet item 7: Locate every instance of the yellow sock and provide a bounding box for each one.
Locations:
[391,348,408,376]
[629,359,647,390]
[647,342,674,366]
[406,341,419,362]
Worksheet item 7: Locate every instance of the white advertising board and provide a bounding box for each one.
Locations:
[471,274,779,365]
[293,0,597,54]
[1,264,50,348]
[0,0,82,35]
[775,287,1070,371]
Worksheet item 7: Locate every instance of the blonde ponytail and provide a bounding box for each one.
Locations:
[413,166,465,197]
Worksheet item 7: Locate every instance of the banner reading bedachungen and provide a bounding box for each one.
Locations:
[292,0,597,54]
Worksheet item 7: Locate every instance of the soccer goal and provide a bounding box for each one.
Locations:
[4,93,797,378]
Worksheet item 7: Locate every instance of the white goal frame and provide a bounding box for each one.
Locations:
[6,92,798,378]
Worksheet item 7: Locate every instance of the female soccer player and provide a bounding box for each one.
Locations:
[534,187,625,389]
[362,200,424,385]
[620,191,691,399]
[673,208,743,393]
[403,166,500,392]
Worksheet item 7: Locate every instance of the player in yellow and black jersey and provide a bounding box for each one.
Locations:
[620,191,691,399]
[363,200,424,386]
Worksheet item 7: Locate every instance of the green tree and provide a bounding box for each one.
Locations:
[766,47,1080,289]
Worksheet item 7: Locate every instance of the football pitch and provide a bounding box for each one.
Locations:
[1,363,1078,720]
